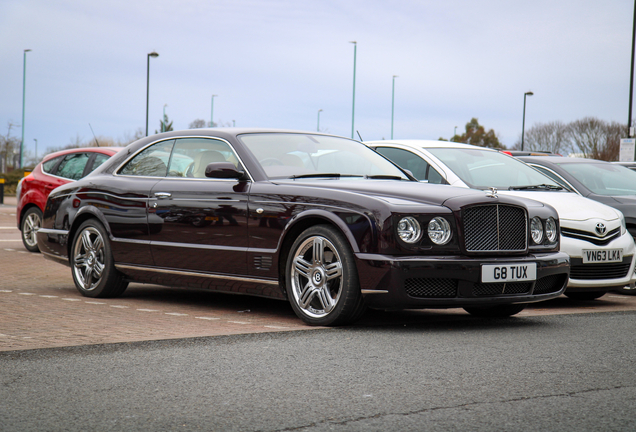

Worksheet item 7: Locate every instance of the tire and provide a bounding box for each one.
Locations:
[565,291,606,301]
[615,284,636,296]
[70,219,128,298]
[463,304,526,317]
[21,207,42,253]
[286,225,366,326]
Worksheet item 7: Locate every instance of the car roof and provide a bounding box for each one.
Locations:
[41,146,124,162]
[518,155,608,165]
[366,139,490,151]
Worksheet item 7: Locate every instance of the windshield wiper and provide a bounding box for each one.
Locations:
[508,184,563,191]
[291,173,363,179]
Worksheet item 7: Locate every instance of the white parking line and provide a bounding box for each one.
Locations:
[264,325,289,329]
[195,317,220,320]
[62,298,81,302]
[85,301,106,305]
[165,312,188,316]
[110,305,129,309]
[137,309,159,312]
[0,227,18,229]
[0,290,12,293]
[228,321,249,325]
[39,295,58,298]
[18,293,35,296]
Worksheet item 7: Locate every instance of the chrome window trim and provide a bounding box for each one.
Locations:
[114,264,278,285]
[113,135,255,182]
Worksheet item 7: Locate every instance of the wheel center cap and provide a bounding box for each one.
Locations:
[312,270,324,285]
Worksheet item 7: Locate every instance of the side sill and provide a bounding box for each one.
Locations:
[115,264,279,286]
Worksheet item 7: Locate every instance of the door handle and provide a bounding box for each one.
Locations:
[154,192,172,199]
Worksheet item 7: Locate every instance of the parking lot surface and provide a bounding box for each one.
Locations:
[3,195,636,352]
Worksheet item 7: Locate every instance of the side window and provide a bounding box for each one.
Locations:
[168,138,242,179]
[42,156,63,174]
[531,165,572,191]
[88,153,111,173]
[119,140,175,177]
[56,153,91,181]
[375,147,444,183]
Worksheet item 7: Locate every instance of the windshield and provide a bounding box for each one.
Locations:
[559,162,636,196]
[426,147,562,189]
[238,133,410,180]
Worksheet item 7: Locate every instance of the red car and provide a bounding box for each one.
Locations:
[16,147,123,252]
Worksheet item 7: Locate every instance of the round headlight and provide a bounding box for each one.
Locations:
[531,216,544,244]
[397,217,422,243]
[545,217,558,243]
[428,217,452,245]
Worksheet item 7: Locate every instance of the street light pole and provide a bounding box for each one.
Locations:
[391,75,398,139]
[317,109,323,132]
[20,49,31,169]
[145,51,159,136]
[34,139,38,162]
[350,41,357,139]
[629,0,636,137]
[211,95,217,127]
[521,91,534,151]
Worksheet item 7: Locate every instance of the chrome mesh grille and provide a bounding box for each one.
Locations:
[473,282,532,296]
[405,278,457,298]
[534,274,567,294]
[463,205,527,252]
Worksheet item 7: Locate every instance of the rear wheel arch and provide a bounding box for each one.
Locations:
[67,208,113,260]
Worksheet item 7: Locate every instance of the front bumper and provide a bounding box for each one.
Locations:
[354,251,570,310]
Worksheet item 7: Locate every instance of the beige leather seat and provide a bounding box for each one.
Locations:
[191,151,226,178]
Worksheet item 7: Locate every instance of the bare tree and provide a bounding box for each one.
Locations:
[568,117,608,158]
[512,121,571,154]
[0,121,20,173]
[189,119,207,129]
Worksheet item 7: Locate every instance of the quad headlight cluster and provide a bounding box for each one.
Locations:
[530,216,558,244]
[397,216,452,245]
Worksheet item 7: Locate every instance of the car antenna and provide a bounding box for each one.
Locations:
[356,130,364,141]
[88,123,100,147]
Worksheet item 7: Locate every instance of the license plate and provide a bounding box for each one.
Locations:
[481,263,537,283]
[582,249,623,263]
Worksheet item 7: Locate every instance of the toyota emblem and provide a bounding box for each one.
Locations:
[595,222,607,237]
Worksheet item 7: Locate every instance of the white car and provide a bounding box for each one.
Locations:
[367,139,636,300]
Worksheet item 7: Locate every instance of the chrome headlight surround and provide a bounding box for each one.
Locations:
[545,217,558,243]
[530,216,544,244]
[428,217,452,245]
[397,216,422,244]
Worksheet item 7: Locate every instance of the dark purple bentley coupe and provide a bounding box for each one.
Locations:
[37,129,569,325]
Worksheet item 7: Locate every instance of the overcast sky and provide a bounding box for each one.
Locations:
[1,0,634,157]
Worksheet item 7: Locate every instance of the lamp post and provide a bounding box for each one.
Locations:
[391,75,398,139]
[145,51,159,136]
[521,91,533,151]
[629,0,636,137]
[454,126,458,140]
[33,139,37,162]
[233,120,235,127]
[20,49,31,169]
[162,104,167,132]
[350,41,357,139]
[317,109,323,132]
[211,95,217,127]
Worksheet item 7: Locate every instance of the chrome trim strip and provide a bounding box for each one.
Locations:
[149,240,248,252]
[112,237,151,245]
[115,264,279,285]
[37,228,69,236]
[361,289,389,294]
[113,135,255,182]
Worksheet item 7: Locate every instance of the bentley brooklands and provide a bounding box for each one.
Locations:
[36,129,569,325]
